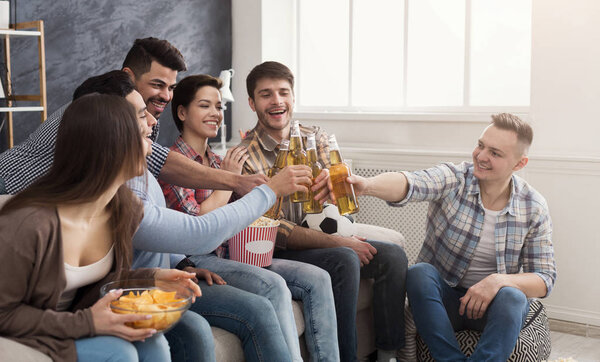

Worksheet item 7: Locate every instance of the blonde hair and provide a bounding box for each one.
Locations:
[490,113,533,155]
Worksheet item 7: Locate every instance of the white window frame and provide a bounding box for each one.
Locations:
[292,0,531,122]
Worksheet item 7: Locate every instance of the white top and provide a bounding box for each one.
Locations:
[56,245,114,311]
[459,208,500,289]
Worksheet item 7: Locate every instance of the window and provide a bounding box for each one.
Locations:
[296,0,531,112]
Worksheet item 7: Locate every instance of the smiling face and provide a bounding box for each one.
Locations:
[178,85,223,142]
[130,61,178,119]
[248,78,294,138]
[472,125,527,186]
[125,90,156,156]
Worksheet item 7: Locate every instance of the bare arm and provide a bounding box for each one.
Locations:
[158,151,268,196]
[347,172,410,202]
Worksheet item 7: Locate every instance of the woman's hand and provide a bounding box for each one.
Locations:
[267,165,312,197]
[90,289,157,341]
[221,146,248,174]
[183,267,226,286]
[154,269,202,301]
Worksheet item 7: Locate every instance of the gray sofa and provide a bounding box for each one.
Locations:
[0,193,406,361]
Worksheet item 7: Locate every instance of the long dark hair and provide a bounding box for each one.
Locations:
[0,94,146,270]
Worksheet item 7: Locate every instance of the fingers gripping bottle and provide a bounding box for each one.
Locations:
[287,121,310,202]
[303,133,324,214]
[328,134,359,215]
[264,140,289,219]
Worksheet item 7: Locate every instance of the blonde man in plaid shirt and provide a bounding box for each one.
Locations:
[348,114,557,361]
[239,61,408,362]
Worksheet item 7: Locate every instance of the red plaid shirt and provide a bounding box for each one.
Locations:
[159,136,228,257]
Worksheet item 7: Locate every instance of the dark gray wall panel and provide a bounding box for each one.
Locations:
[0,0,231,151]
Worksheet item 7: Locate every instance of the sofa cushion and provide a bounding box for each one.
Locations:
[0,337,52,362]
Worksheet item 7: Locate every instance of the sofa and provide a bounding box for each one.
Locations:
[0,192,406,361]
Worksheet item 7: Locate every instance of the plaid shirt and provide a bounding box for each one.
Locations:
[159,136,227,257]
[238,124,330,249]
[390,161,557,296]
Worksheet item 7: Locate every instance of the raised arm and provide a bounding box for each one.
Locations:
[347,172,409,202]
[158,150,268,196]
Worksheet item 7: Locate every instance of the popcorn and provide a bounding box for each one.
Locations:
[250,216,279,227]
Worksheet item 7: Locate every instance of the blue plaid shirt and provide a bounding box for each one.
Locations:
[390,161,556,296]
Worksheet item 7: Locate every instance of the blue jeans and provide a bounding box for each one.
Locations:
[75,334,170,362]
[406,263,529,362]
[190,253,339,362]
[276,240,408,362]
[164,308,215,362]
[188,281,291,362]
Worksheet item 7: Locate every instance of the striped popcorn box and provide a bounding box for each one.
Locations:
[228,220,279,267]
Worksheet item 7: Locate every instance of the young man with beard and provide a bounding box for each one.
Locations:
[0,37,265,196]
[238,61,408,362]
[347,114,557,361]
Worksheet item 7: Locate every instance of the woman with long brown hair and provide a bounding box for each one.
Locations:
[0,93,200,362]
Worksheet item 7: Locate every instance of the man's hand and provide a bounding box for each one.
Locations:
[184,267,226,286]
[339,235,377,266]
[234,174,269,196]
[459,274,504,319]
[346,174,370,196]
[312,168,333,203]
[267,165,312,197]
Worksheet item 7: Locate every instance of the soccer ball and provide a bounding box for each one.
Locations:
[301,204,357,237]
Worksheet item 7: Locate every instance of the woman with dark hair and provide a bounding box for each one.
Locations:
[158,75,340,362]
[0,94,200,362]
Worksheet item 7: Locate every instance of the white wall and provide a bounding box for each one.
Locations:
[232,0,600,326]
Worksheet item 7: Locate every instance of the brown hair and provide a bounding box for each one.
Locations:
[171,74,223,132]
[246,61,294,100]
[0,94,146,271]
[122,37,187,79]
[491,113,533,154]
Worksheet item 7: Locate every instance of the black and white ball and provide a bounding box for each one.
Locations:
[301,204,357,237]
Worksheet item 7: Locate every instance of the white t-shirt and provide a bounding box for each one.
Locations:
[459,208,500,288]
[56,245,114,311]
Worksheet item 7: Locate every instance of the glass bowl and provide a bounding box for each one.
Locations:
[100,279,193,333]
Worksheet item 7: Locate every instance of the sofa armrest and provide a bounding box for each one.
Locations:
[355,223,406,249]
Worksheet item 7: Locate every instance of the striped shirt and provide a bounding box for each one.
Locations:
[0,103,169,194]
[238,124,330,249]
[390,161,557,296]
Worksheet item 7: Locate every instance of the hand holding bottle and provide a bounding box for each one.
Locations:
[267,165,312,198]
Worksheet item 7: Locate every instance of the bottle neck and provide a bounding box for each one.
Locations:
[307,148,318,163]
[289,136,304,152]
[330,149,343,165]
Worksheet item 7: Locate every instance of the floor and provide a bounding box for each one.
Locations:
[549,331,600,361]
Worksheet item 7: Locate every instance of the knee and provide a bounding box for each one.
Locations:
[105,337,139,361]
[494,287,528,313]
[374,242,408,273]
[302,264,332,291]
[262,272,293,302]
[406,263,438,294]
[331,246,361,274]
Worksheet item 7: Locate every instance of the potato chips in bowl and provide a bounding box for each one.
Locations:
[100,279,192,333]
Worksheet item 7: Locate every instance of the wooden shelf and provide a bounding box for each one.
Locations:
[2,20,47,148]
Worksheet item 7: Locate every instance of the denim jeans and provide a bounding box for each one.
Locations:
[190,253,339,362]
[275,240,408,362]
[406,263,529,362]
[164,308,216,362]
[75,334,170,362]
[188,281,291,362]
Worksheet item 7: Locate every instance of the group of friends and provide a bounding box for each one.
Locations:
[0,37,556,362]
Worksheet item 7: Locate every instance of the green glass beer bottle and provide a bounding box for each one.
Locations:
[328,134,359,215]
[264,140,289,219]
[287,121,310,202]
[303,133,324,214]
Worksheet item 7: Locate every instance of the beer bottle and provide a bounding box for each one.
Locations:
[287,121,310,202]
[328,134,359,215]
[303,133,324,214]
[264,140,289,219]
